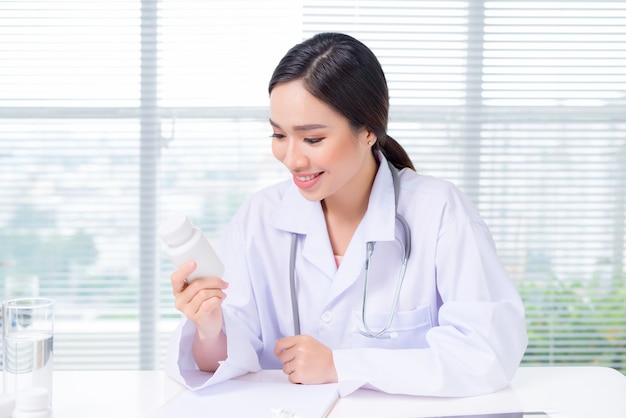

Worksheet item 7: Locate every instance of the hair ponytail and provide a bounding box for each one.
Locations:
[376,134,415,171]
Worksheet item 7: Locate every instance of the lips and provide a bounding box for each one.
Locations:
[295,173,320,182]
[292,172,323,190]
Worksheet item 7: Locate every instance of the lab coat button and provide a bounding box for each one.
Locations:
[321,311,333,323]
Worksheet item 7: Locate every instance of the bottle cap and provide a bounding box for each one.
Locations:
[158,213,195,247]
[15,387,49,412]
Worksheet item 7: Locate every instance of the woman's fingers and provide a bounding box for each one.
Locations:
[274,335,338,384]
[170,261,198,293]
[170,265,229,318]
[168,265,229,339]
[184,286,227,317]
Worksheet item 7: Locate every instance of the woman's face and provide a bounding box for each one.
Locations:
[269,79,375,203]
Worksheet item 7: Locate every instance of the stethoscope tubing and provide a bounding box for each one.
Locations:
[289,232,301,336]
[289,161,411,338]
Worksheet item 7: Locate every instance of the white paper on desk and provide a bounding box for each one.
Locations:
[149,378,339,418]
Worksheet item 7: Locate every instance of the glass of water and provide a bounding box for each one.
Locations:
[2,297,54,406]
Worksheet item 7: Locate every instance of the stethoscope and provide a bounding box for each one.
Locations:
[289,160,412,339]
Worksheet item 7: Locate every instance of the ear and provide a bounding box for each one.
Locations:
[359,127,376,146]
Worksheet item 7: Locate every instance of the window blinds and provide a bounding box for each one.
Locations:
[303,0,626,369]
[0,0,624,371]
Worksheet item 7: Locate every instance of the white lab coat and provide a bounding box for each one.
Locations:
[166,152,528,397]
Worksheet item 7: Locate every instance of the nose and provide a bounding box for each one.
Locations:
[281,138,308,170]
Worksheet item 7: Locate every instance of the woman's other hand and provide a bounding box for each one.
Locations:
[274,335,338,384]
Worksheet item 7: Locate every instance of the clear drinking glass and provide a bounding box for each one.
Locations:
[2,298,54,406]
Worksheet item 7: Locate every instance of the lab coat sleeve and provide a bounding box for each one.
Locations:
[165,218,264,390]
[333,214,528,397]
[164,318,252,390]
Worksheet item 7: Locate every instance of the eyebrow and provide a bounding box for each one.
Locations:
[269,119,328,131]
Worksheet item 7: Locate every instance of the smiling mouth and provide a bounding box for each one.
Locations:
[295,173,321,182]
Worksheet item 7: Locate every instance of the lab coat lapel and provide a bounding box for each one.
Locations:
[327,158,398,301]
[268,156,400,291]
[301,209,337,280]
[269,182,336,280]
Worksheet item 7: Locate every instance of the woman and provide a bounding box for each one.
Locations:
[166,32,527,397]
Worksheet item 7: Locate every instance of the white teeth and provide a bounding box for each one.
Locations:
[296,174,318,181]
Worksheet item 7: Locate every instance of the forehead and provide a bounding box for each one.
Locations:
[269,80,346,129]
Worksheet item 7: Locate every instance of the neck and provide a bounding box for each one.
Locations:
[321,154,379,257]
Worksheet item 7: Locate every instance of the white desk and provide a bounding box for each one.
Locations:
[11,366,626,417]
[331,366,626,418]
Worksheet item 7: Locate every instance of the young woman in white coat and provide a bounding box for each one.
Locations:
[166,32,528,397]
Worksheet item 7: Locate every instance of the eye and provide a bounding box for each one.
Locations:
[270,133,285,139]
[304,137,325,144]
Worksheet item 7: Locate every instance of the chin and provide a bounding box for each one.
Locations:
[297,188,325,203]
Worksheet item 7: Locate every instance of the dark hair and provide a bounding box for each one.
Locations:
[268,32,415,171]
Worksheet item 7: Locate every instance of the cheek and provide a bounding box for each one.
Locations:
[324,136,363,166]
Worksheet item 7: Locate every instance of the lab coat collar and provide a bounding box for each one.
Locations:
[327,154,398,299]
[268,152,399,280]
[268,151,397,242]
[360,151,397,243]
[269,180,320,235]
[269,179,336,278]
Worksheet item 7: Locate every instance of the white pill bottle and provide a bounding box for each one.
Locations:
[158,213,224,282]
